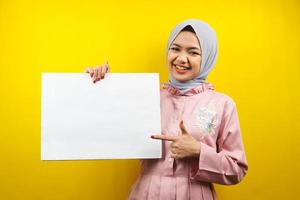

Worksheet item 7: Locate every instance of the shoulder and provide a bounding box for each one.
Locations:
[203,90,236,107]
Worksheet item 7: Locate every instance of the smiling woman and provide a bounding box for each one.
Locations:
[86,19,248,200]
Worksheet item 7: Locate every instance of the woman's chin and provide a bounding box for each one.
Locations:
[172,74,191,82]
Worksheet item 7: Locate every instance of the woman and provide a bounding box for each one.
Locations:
[85,19,248,200]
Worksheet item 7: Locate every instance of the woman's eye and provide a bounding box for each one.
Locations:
[190,52,200,55]
[170,47,179,51]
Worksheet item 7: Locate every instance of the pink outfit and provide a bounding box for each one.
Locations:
[127,82,248,200]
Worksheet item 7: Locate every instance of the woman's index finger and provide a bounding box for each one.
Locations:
[151,134,178,141]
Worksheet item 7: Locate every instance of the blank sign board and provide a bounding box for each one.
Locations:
[41,73,162,160]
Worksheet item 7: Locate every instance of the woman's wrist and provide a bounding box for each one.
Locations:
[192,141,201,158]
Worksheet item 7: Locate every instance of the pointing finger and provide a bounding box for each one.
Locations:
[151,134,178,141]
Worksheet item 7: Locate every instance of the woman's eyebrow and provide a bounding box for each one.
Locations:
[172,43,200,50]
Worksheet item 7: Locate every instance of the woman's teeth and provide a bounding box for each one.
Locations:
[174,65,191,70]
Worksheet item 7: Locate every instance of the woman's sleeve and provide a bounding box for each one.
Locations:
[190,100,248,185]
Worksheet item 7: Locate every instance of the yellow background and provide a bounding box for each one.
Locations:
[1,0,299,199]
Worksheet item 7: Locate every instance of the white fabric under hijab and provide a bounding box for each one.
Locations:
[166,19,218,95]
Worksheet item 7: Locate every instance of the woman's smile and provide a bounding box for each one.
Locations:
[173,64,192,74]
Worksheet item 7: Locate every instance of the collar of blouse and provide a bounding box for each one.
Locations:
[162,82,214,96]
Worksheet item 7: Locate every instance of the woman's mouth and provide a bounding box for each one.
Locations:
[173,64,192,74]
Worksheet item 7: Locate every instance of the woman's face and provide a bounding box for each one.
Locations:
[167,31,202,82]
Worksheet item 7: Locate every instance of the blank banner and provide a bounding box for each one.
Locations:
[41,73,161,160]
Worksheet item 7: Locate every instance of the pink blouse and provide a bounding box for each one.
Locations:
[127,82,248,200]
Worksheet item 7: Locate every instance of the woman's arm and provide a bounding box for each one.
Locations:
[190,100,248,185]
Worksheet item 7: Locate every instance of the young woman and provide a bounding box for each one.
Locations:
[85,19,248,200]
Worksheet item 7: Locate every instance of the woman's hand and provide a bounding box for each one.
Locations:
[84,61,110,83]
[151,121,201,159]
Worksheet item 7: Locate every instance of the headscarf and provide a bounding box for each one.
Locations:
[166,19,218,94]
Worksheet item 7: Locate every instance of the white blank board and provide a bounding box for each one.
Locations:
[41,73,162,160]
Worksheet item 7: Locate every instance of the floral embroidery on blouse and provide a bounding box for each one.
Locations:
[194,104,218,137]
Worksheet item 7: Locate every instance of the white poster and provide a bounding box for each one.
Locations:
[41,73,161,160]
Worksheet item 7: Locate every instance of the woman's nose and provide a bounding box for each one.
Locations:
[176,53,188,64]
